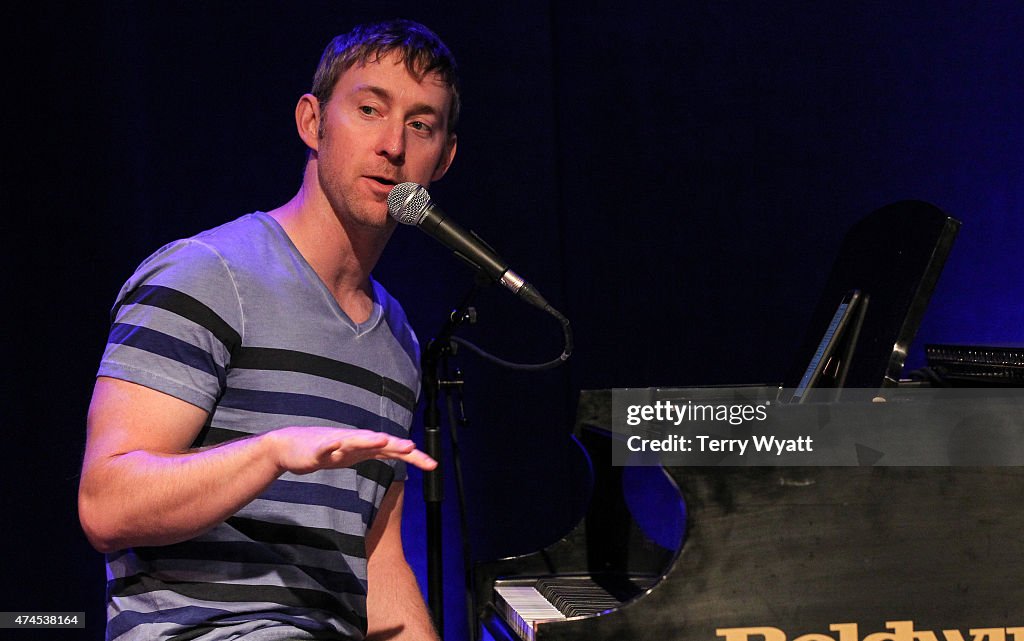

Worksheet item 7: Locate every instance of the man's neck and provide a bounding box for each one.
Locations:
[268,164,394,324]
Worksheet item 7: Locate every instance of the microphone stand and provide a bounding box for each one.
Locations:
[422,276,487,637]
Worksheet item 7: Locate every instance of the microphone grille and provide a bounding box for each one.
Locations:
[387,182,431,225]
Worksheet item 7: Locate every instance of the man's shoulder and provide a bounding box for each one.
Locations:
[112,213,278,311]
[189,212,272,251]
[132,213,278,280]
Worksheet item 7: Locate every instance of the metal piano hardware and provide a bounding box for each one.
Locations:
[474,389,1024,641]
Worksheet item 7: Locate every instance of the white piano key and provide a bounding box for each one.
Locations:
[494,584,567,641]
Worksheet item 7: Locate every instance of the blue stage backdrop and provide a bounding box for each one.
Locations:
[4,2,1022,640]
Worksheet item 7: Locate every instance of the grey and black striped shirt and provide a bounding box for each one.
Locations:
[97,212,420,640]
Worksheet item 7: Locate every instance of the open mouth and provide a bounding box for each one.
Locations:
[367,176,398,187]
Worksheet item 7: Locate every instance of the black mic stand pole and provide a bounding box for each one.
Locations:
[422,276,487,638]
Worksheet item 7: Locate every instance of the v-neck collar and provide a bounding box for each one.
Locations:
[256,212,383,336]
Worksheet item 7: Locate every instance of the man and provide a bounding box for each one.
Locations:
[78,19,458,641]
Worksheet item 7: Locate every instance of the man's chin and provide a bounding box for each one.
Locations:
[326,193,394,232]
[347,208,398,232]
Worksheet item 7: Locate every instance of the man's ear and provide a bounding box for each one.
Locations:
[431,133,458,182]
[295,94,321,152]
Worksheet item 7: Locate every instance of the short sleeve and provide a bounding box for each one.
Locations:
[97,239,243,412]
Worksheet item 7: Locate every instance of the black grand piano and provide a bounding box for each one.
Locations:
[474,388,1024,641]
[473,202,1023,639]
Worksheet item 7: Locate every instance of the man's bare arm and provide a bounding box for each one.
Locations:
[365,481,441,641]
[78,376,436,553]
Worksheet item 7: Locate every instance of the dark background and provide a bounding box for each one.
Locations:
[4,2,1022,640]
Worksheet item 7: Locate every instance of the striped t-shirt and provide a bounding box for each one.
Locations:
[96,212,421,641]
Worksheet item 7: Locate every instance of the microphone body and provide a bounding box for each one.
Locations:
[388,183,549,310]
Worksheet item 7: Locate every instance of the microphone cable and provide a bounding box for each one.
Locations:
[449,302,572,371]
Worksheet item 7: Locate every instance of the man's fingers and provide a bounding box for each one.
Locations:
[289,429,434,472]
[343,435,436,470]
[399,448,438,471]
[324,433,423,460]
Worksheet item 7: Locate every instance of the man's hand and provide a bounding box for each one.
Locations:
[266,426,437,475]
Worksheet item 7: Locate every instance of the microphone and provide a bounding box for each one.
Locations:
[387,182,551,311]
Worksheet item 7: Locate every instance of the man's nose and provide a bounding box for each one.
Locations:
[376,122,406,163]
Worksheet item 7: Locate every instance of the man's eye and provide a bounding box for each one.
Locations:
[409,121,432,133]
[359,106,377,116]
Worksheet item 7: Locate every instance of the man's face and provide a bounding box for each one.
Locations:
[313,52,456,230]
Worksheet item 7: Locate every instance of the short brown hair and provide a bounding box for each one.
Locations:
[311,19,461,132]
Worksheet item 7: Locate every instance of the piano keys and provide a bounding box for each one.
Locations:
[492,582,565,641]
[492,575,660,641]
